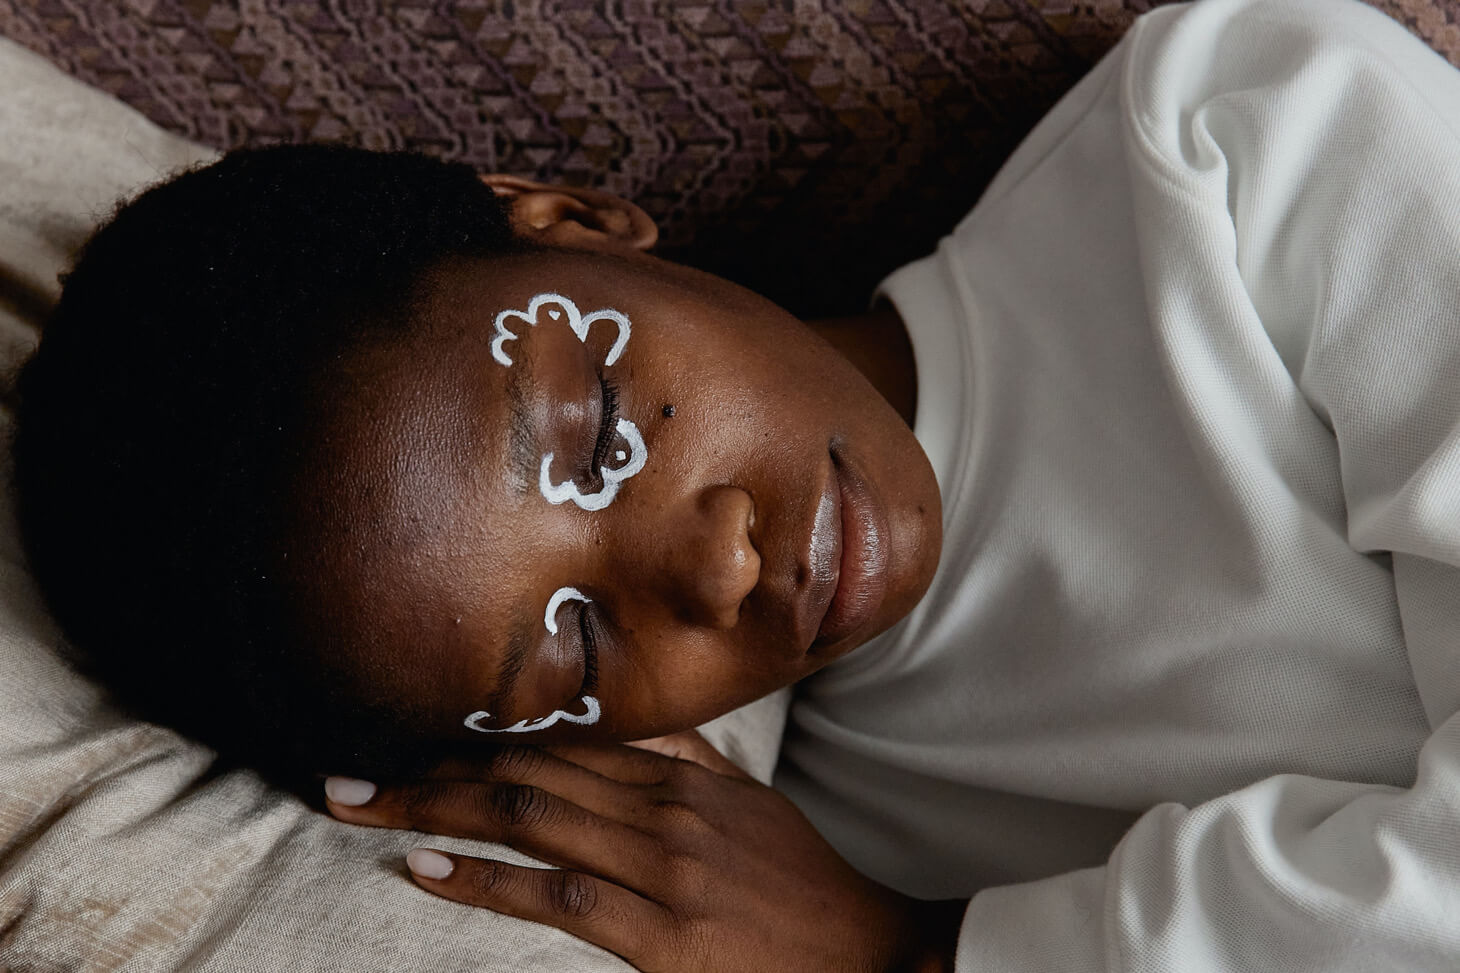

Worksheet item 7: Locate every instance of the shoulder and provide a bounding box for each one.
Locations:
[1123,0,1451,90]
[1120,0,1460,182]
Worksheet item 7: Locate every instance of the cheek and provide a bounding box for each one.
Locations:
[654,318,857,428]
[631,353,800,482]
[600,623,791,738]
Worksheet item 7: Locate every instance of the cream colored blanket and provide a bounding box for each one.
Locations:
[0,36,789,971]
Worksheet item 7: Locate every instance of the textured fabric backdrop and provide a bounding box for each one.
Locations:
[2,0,1458,315]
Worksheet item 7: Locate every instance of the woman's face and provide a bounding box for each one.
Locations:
[296,246,940,744]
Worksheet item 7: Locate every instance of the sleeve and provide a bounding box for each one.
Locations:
[956,1,1460,969]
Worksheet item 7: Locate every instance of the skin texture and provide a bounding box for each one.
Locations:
[292,176,942,745]
[318,176,962,970]
[327,732,964,972]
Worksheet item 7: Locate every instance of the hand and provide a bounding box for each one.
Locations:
[323,732,964,972]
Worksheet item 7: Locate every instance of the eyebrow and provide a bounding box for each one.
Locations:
[491,613,536,716]
[505,351,538,497]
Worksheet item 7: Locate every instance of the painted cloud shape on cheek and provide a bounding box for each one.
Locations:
[539,417,646,511]
[489,292,646,512]
[463,585,603,734]
[542,585,590,634]
[463,696,600,734]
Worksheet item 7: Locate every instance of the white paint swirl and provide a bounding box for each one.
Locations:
[464,695,601,734]
[543,585,591,635]
[538,417,647,511]
[491,293,630,368]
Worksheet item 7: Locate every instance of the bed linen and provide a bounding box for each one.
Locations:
[0,35,789,971]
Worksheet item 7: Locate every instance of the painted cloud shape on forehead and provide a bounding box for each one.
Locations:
[464,696,601,734]
[490,292,630,368]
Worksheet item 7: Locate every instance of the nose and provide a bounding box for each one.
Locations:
[653,485,760,629]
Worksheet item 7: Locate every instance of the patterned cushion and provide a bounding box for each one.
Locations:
[2,0,1456,315]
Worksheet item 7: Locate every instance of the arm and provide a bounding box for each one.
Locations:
[958,0,1460,968]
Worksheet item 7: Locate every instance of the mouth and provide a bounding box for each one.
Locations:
[795,461,842,650]
[796,445,890,654]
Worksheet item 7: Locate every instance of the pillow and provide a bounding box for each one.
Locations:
[0,36,790,971]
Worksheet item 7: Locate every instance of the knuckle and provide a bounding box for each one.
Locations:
[545,869,598,921]
[399,782,451,828]
[656,763,712,806]
[663,851,712,900]
[632,746,669,777]
[649,791,713,837]
[487,783,554,832]
[484,744,541,781]
[650,797,701,826]
[657,759,695,789]
[469,859,512,900]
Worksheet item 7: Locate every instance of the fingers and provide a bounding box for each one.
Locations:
[425,746,634,820]
[541,740,689,784]
[325,776,659,887]
[405,848,666,966]
[627,730,752,781]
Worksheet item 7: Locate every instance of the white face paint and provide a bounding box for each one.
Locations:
[491,292,630,368]
[464,696,600,734]
[489,292,646,512]
[543,585,591,634]
[469,292,638,734]
[539,417,646,511]
[463,585,603,734]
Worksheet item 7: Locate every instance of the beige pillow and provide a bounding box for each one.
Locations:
[0,36,789,970]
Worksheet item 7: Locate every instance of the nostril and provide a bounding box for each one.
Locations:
[683,485,761,629]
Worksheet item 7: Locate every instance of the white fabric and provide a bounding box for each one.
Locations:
[0,35,790,970]
[776,0,1460,969]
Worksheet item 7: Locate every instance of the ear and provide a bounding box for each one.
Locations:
[479,173,658,252]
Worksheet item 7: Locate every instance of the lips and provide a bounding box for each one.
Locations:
[796,466,842,649]
[792,446,890,654]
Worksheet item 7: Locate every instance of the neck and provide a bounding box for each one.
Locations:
[807,306,918,428]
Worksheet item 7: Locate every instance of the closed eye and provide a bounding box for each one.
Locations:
[577,601,601,695]
[591,375,621,473]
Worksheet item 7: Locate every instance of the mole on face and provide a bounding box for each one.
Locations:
[662,404,676,418]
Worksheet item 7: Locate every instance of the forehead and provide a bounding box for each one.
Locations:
[419,249,639,316]
[288,246,659,643]
[282,265,541,687]
[321,249,615,507]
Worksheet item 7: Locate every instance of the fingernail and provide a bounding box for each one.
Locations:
[407,848,454,880]
[324,776,377,806]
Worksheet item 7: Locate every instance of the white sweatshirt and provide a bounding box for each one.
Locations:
[773,0,1460,969]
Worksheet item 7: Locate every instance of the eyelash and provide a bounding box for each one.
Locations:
[563,377,615,702]
[577,602,600,694]
[591,376,621,473]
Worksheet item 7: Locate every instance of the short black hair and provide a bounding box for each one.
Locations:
[12,143,527,788]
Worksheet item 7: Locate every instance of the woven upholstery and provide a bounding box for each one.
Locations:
[4,0,1456,315]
